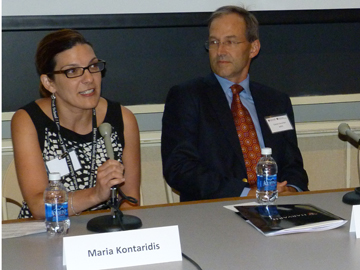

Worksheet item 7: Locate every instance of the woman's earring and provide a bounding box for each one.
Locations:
[51,93,56,100]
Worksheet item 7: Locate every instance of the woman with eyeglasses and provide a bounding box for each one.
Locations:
[11,29,141,219]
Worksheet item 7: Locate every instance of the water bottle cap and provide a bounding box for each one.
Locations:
[49,172,61,181]
[261,147,272,155]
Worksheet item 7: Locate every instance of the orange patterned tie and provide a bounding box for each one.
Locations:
[230,84,261,186]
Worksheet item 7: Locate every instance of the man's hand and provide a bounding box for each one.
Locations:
[277,181,297,193]
[247,181,297,197]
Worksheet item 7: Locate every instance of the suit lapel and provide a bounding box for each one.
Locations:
[251,83,273,147]
[203,74,245,164]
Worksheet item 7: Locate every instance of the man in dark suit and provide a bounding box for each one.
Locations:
[161,6,309,202]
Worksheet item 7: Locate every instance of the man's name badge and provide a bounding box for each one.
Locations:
[46,149,81,177]
[265,114,293,133]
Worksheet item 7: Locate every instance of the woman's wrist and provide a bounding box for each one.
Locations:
[69,191,81,216]
[87,186,106,207]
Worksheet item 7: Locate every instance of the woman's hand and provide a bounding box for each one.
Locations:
[93,159,126,203]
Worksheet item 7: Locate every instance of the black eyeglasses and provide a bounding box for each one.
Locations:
[49,60,106,78]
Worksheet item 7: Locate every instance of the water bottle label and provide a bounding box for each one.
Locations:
[257,174,277,191]
[45,202,69,222]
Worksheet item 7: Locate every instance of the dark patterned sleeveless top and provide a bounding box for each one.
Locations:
[18,99,124,218]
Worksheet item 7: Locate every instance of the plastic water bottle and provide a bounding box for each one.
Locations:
[256,148,278,204]
[44,172,70,235]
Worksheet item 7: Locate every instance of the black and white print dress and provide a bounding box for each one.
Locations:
[18,99,124,218]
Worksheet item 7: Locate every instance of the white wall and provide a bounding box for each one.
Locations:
[2,0,360,16]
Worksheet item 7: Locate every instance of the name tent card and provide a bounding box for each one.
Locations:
[63,225,182,270]
[349,205,360,238]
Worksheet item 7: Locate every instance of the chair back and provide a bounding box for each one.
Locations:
[2,159,23,220]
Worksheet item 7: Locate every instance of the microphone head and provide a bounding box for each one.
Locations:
[99,122,112,137]
[338,123,350,136]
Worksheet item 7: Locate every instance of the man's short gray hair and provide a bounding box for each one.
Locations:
[208,5,259,42]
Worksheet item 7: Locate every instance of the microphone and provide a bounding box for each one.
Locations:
[99,123,117,205]
[338,123,360,145]
[99,123,114,160]
[87,123,142,232]
[338,123,360,205]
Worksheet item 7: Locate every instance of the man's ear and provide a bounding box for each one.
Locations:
[250,39,261,59]
[40,74,56,94]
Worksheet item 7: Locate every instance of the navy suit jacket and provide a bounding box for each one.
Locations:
[161,73,309,202]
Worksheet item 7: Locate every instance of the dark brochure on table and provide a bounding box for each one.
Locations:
[235,204,347,236]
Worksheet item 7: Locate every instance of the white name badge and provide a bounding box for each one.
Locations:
[265,114,293,133]
[63,225,182,270]
[46,150,81,177]
[349,205,360,238]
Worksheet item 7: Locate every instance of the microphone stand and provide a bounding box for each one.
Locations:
[87,186,142,232]
[342,187,360,205]
[341,136,360,205]
[86,122,142,232]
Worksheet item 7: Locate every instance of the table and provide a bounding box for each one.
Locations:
[2,189,360,270]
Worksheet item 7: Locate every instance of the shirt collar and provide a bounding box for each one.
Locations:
[214,73,252,99]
